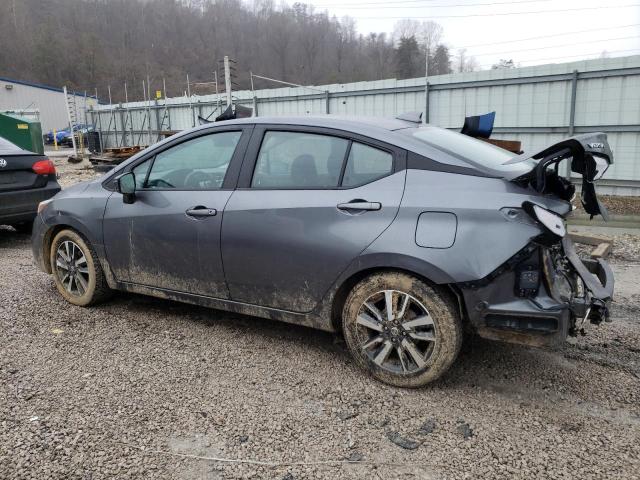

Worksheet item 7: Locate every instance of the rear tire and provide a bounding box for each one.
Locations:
[49,229,112,307]
[342,272,462,388]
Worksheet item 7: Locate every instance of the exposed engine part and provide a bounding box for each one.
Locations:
[515,265,540,297]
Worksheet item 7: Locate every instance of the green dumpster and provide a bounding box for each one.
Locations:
[0,112,44,154]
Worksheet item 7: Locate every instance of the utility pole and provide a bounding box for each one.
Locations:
[214,71,220,114]
[94,87,103,151]
[224,56,232,106]
[424,45,430,124]
[186,73,195,127]
[146,74,152,142]
[162,77,171,132]
[125,82,134,145]
[250,71,258,117]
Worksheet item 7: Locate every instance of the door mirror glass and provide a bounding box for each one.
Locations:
[117,172,136,203]
[118,172,136,194]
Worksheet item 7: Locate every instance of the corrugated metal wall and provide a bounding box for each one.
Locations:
[0,79,96,133]
[92,55,640,194]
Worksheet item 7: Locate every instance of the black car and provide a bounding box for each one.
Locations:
[0,136,60,233]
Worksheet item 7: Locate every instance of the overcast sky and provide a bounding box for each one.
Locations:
[304,0,640,69]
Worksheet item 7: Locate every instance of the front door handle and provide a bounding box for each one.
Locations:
[337,201,382,211]
[186,206,217,217]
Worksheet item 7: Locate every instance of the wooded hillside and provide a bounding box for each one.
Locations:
[0,0,455,101]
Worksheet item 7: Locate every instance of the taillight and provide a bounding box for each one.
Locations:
[32,159,56,175]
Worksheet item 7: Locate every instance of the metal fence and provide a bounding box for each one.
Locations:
[91,55,640,195]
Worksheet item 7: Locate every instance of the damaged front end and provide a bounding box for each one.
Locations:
[459,133,615,347]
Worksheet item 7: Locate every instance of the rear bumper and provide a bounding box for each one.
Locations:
[460,239,614,348]
[562,236,614,327]
[0,181,61,225]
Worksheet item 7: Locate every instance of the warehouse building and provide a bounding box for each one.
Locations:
[0,76,96,133]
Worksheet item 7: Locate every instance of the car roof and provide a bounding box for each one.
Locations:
[204,116,478,170]
[211,115,416,134]
[107,115,487,179]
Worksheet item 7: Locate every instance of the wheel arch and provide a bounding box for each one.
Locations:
[42,224,73,274]
[41,219,101,274]
[326,253,462,333]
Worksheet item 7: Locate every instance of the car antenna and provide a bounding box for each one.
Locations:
[396,111,423,124]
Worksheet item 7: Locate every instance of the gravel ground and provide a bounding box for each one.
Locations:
[1,165,639,479]
[573,195,640,217]
[50,156,100,188]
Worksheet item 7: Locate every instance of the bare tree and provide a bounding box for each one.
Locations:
[455,48,479,73]
[393,19,422,43]
[0,0,454,101]
[491,59,516,69]
[421,21,443,55]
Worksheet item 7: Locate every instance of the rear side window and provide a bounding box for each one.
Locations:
[252,131,349,188]
[408,126,526,175]
[342,143,393,187]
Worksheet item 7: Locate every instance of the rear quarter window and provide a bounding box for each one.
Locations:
[342,143,393,187]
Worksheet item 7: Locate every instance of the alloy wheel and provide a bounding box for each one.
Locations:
[55,240,90,297]
[355,289,437,374]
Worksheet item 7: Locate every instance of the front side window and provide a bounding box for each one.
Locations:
[132,158,151,189]
[252,131,349,188]
[342,143,393,187]
[143,131,242,190]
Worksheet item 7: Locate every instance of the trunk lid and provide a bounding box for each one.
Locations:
[0,148,51,193]
[505,133,613,219]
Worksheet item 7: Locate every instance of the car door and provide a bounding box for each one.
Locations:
[103,127,250,298]
[221,126,406,312]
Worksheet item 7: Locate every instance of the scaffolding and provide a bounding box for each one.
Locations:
[89,69,228,150]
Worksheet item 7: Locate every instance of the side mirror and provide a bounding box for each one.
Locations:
[116,172,136,204]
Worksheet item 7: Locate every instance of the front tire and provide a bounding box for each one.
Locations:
[342,272,462,388]
[50,229,112,306]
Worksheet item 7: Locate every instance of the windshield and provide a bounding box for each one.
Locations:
[407,126,533,176]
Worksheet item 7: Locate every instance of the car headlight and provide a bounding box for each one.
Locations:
[523,202,566,237]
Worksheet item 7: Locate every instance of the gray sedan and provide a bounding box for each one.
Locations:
[31,115,614,387]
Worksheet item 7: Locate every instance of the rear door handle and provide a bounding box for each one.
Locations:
[337,201,382,211]
[186,206,217,217]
